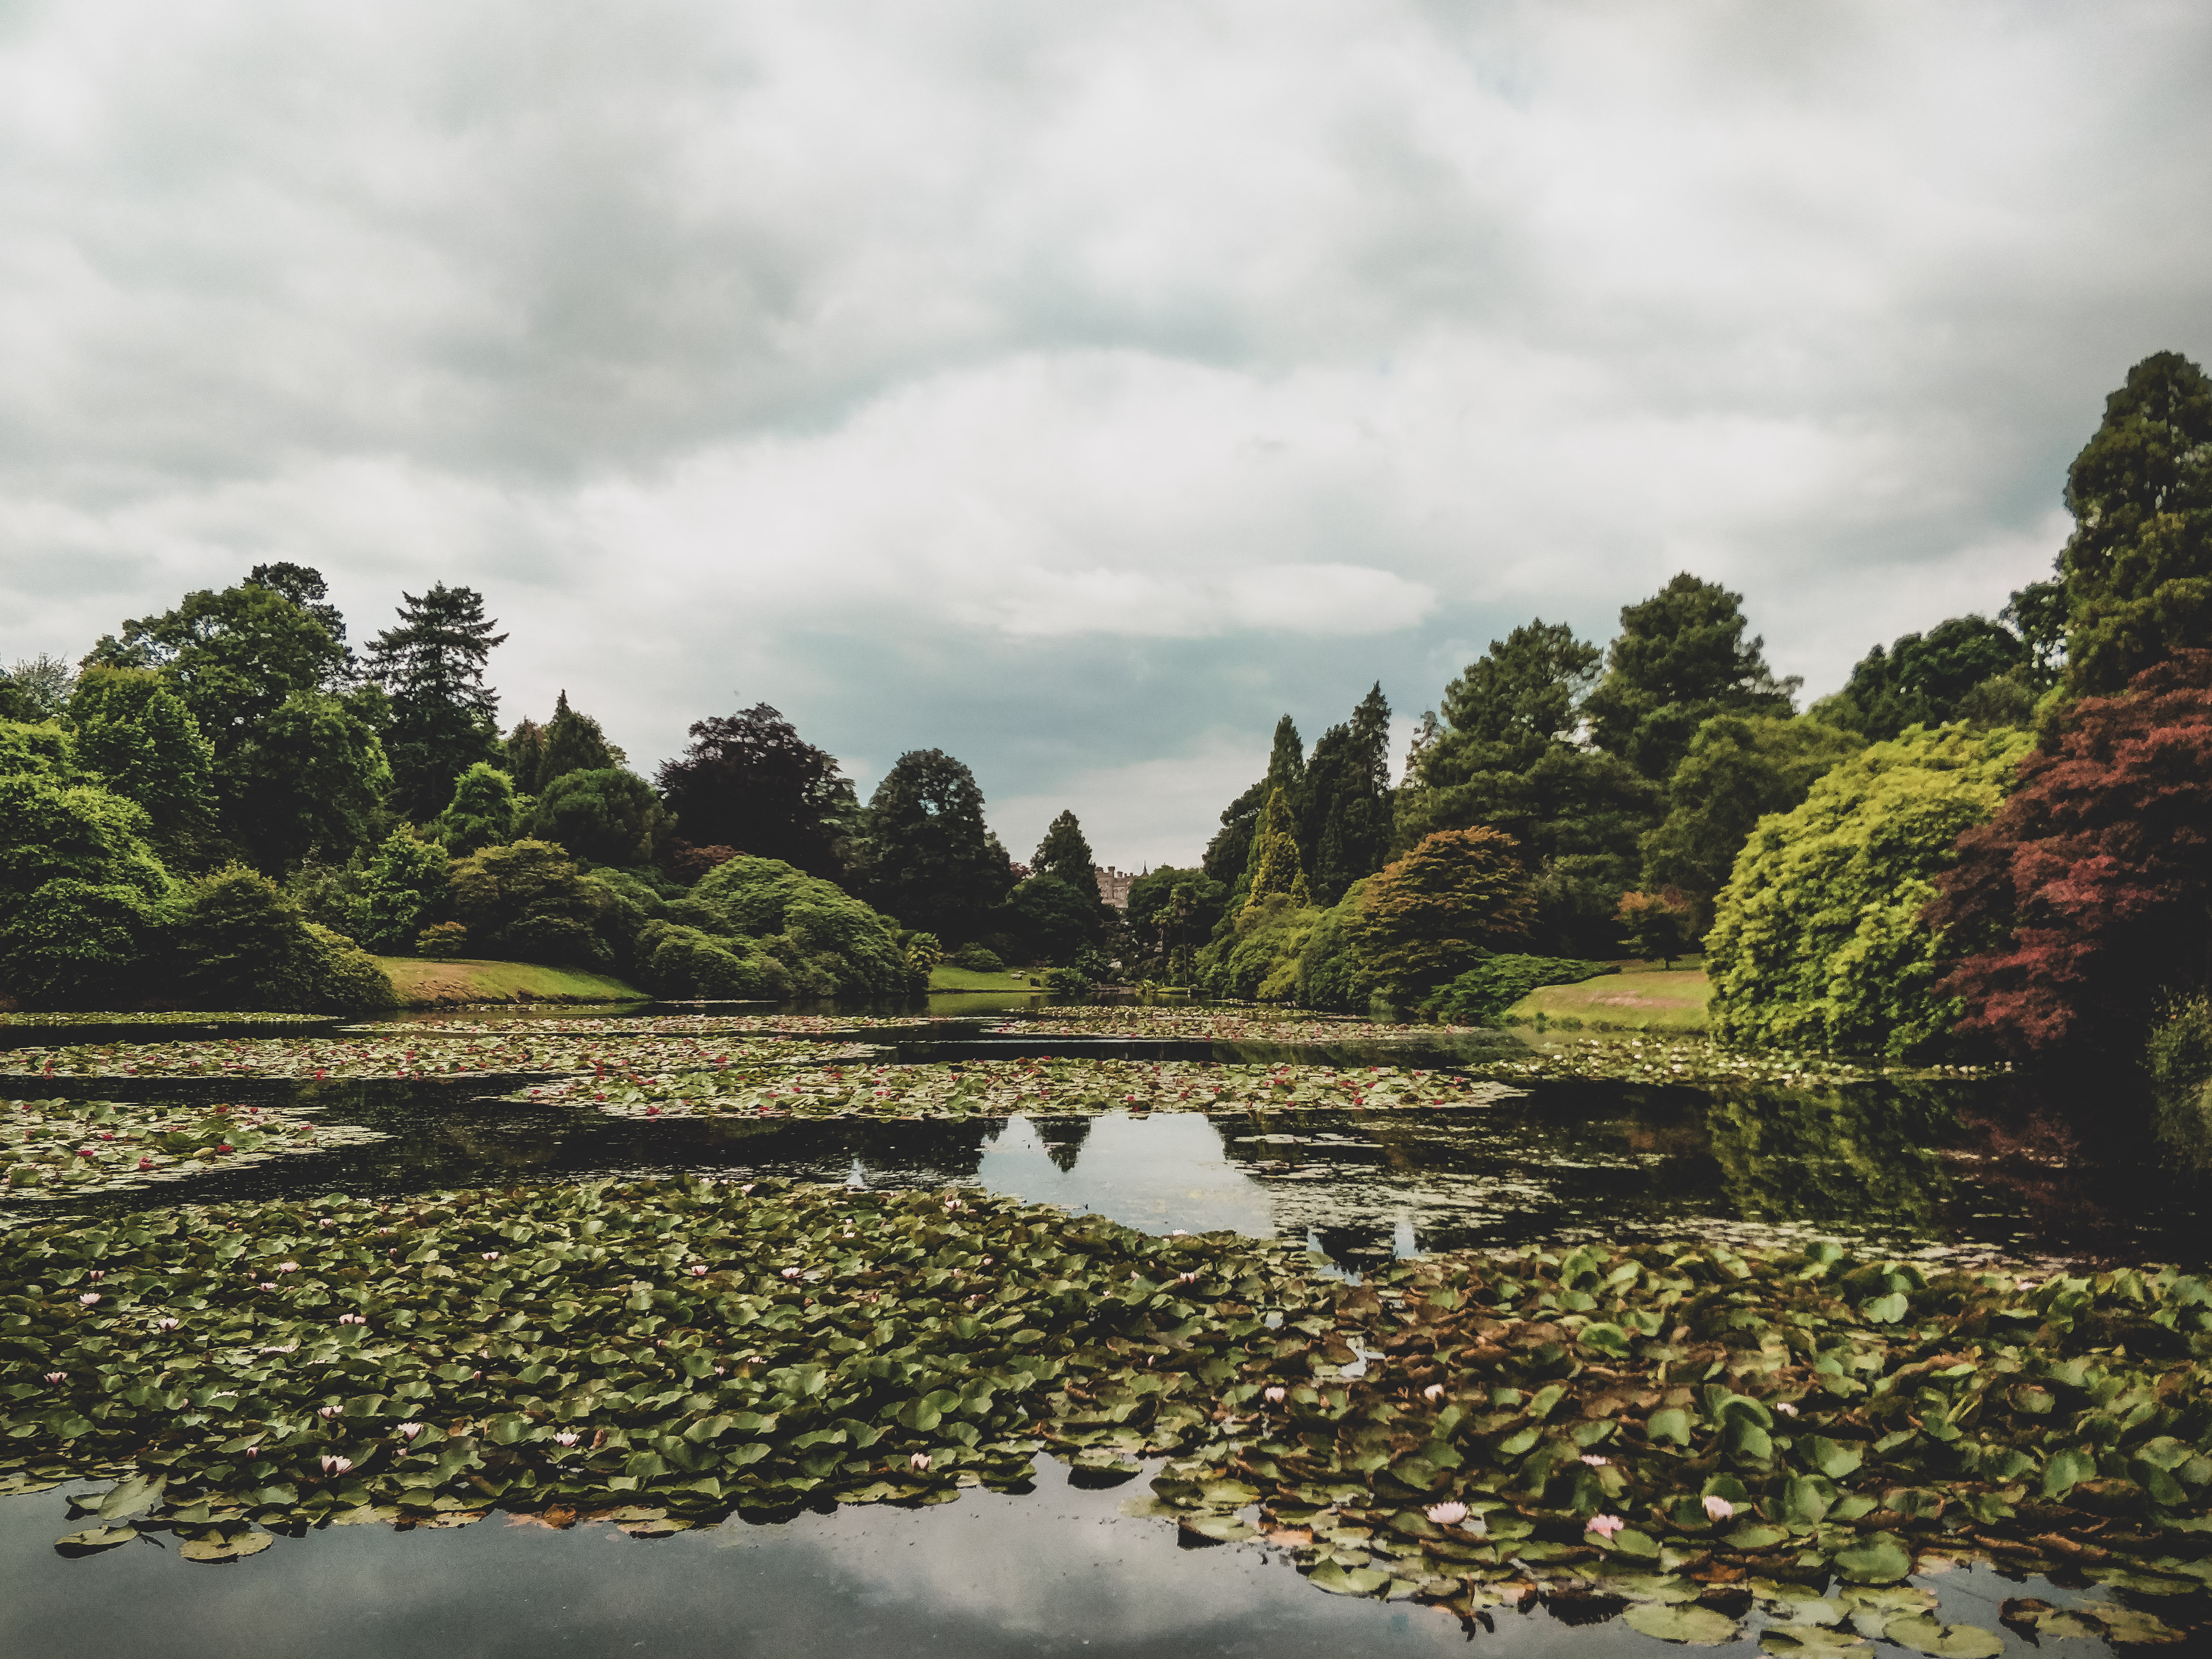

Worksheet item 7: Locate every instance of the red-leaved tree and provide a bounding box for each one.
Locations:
[1926,651,2212,1060]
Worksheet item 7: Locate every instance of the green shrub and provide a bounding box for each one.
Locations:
[951,942,1005,972]
[1426,954,1616,1026]
[2149,996,2212,1083]
[174,865,396,1012]
[683,855,913,996]
[526,767,674,868]
[1197,893,1320,1001]
[360,831,452,952]
[415,921,470,959]
[0,721,75,782]
[66,666,217,858]
[1292,881,1383,1010]
[632,921,788,1000]
[435,762,521,856]
[1706,724,2030,1057]
[0,766,175,1007]
[446,840,623,967]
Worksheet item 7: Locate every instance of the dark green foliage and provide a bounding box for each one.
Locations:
[2055,351,2212,696]
[656,703,859,881]
[365,582,508,820]
[1614,889,1697,967]
[1350,827,1536,998]
[1302,683,1394,903]
[950,942,1005,972]
[1031,810,1100,902]
[683,855,913,996]
[1399,744,1660,958]
[1582,574,1800,779]
[1000,875,1099,966]
[2002,579,2068,692]
[1639,715,1863,927]
[66,667,217,859]
[859,749,1012,941]
[359,830,451,953]
[1427,953,1615,1025]
[446,840,623,967]
[1814,617,2030,741]
[0,760,174,1007]
[1437,620,1600,769]
[223,690,392,871]
[172,865,396,1012]
[526,767,674,868]
[631,921,788,1000]
[1125,866,1228,968]
[505,690,621,796]
[434,761,521,856]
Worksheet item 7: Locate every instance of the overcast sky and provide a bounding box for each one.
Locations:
[4,3,2210,867]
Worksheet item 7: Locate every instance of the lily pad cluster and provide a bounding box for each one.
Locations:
[514,1060,1518,1121]
[984,1007,1481,1043]
[3,1098,387,1199]
[1463,1037,1917,1089]
[8,1032,863,1083]
[354,1014,935,1037]
[0,1012,335,1030]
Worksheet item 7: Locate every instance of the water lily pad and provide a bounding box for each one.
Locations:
[1622,1601,1741,1644]
[1881,1614,2001,1657]
[1759,1629,1867,1653]
[1831,1534,1913,1583]
[54,1525,139,1555]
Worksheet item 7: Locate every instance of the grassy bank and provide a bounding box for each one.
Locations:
[1508,965,1710,1032]
[931,963,1044,991]
[374,957,647,1007]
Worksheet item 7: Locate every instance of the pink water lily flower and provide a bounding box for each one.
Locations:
[87,1270,104,1280]
[395,1422,425,1440]
[1422,1383,1445,1402]
[257,1281,279,1292]
[44,1371,66,1384]
[1263,1386,1287,1404]
[1702,1495,1735,1521]
[244,1446,259,1459]
[78,1293,100,1306]
[320,1455,352,1476]
[1580,1454,1610,1467]
[278,1262,300,1273]
[481,1252,500,1262]
[689,1265,708,1277]
[319,1405,343,1420]
[553,1432,581,1447]
[337,1313,366,1326]
[780,1268,803,1279]
[154,1316,181,1331]
[910,1453,931,1471]
[1426,1501,1469,1526]
[1587,1514,1626,1539]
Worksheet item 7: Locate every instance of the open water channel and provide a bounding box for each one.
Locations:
[4,997,2206,1656]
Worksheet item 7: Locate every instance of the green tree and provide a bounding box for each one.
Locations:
[1582,574,1800,778]
[1201,714,1305,896]
[681,855,913,996]
[1000,875,1099,965]
[366,583,508,820]
[858,749,1012,941]
[507,690,622,796]
[358,830,453,953]
[225,691,392,871]
[1432,620,1600,772]
[435,761,522,856]
[1705,724,2030,1057]
[65,666,217,859]
[1349,827,1535,998]
[2002,580,2069,692]
[1245,786,1311,907]
[1,653,76,722]
[654,703,859,881]
[446,840,624,966]
[1614,889,1697,967]
[1303,683,1394,903]
[1125,866,1228,961]
[2054,351,2212,696]
[1638,714,1863,928]
[1813,617,2030,741]
[173,865,396,1012]
[1031,810,1100,902]
[0,745,175,1007]
[526,768,675,868]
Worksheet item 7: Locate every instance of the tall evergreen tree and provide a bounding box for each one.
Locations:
[506,691,619,796]
[1245,787,1310,907]
[1303,683,1394,903]
[1201,714,1304,893]
[1435,621,1600,771]
[366,583,507,821]
[655,703,859,880]
[1582,574,1799,779]
[2053,351,2212,695]
[859,749,1012,940]
[1031,809,1100,902]
[1812,616,2029,741]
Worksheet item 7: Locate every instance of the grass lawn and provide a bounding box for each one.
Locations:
[376,957,649,1007]
[931,963,1045,991]
[1508,966,1711,1032]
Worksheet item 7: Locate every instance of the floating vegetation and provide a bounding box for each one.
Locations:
[2,1177,2207,1644]
[0,1012,335,1030]
[6,1032,867,1082]
[511,1060,1518,1120]
[1466,1037,1918,1089]
[985,1006,1482,1042]
[351,1014,938,1037]
[2,1098,386,1199]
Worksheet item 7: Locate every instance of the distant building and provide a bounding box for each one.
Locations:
[1095,865,1140,909]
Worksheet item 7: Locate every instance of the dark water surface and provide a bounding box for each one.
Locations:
[5,1011,2209,1658]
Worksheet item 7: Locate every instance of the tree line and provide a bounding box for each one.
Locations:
[1120,349,2212,1073]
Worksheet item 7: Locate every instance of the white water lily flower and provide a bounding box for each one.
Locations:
[553,1432,581,1447]
[1580,1454,1610,1467]
[1426,1501,1469,1526]
[1422,1383,1445,1401]
[395,1422,425,1440]
[909,1452,931,1471]
[1702,1495,1735,1521]
[1263,1386,1287,1404]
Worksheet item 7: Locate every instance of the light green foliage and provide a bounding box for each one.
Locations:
[1706,725,2031,1056]
[0,761,174,1007]
[224,689,392,871]
[525,767,674,867]
[1198,894,1320,1002]
[0,720,74,782]
[1639,715,1863,924]
[414,920,470,959]
[1202,715,1306,900]
[1291,880,1383,1011]
[0,652,75,722]
[446,840,626,967]
[1244,786,1310,907]
[173,865,396,1012]
[358,830,452,953]
[683,855,913,996]
[2055,350,2212,695]
[1582,574,1800,779]
[435,761,521,856]
[2149,996,2212,1084]
[1428,954,1615,1025]
[65,667,217,857]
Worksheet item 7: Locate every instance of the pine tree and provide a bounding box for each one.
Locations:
[1245,787,1310,907]
[1305,683,1394,902]
[366,583,508,821]
[1031,810,1100,901]
[1582,575,1799,779]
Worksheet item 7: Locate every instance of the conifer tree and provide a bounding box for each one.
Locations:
[1031,810,1100,902]
[366,583,507,820]
[1244,787,1310,907]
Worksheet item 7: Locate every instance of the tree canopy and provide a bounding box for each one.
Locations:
[656,703,858,880]
[1814,616,2031,741]
[66,666,217,858]
[1349,827,1534,997]
[1582,574,1800,779]
[860,748,1011,941]
[1031,810,1100,902]
[366,583,507,821]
